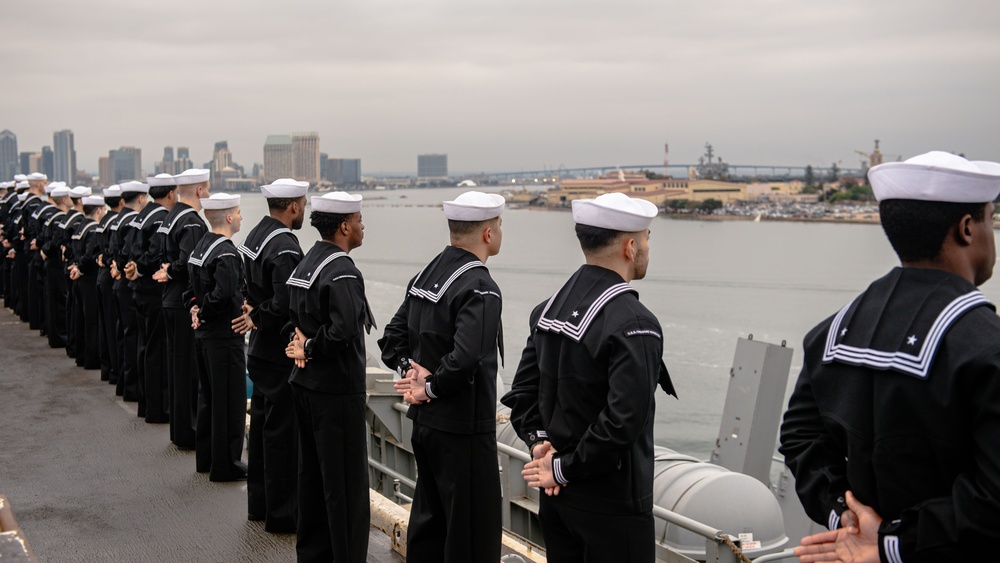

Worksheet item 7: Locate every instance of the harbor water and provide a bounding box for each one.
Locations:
[232,187,1000,459]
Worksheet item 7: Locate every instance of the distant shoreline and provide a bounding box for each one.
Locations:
[517,205,882,225]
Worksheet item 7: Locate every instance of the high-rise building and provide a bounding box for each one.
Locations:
[156,146,177,175]
[291,132,320,183]
[53,130,77,183]
[175,146,193,173]
[98,156,111,186]
[41,146,54,179]
[418,154,448,178]
[0,130,17,180]
[328,158,362,185]
[163,146,174,162]
[19,152,32,174]
[111,146,142,184]
[263,135,293,184]
[320,153,329,181]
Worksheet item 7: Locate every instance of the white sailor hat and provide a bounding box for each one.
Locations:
[443,191,505,221]
[50,185,72,197]
[311,192,362,214]
[260,178,309,199]
[103,185,122,197]
[16,192,27,201]
[201,193,240,210]
[0,181,12,189]
[14,174,26,182]
[147,173,177,187]
[82,195,105,206]
[572,192,658,232]
[868,151,1000,203]
[70,186,92,198]
[27,172,47,182]
[119,181,150,194]
[174,169,210,186]
[44,181,66,194]
[15,181,29,190]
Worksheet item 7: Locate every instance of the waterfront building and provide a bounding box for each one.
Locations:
[292,132,320,182]
[328,158,362,185]
[263,135,293,184]
[417,153,447,179]
[0,130,17,180]
[41,146,54,179]
[547,172,687,207]
[98,156,111,186]
[320,152,328,181]
[53,130,77,183]
[110,146,142,183]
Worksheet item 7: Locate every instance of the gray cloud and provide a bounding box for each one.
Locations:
[3,0,998,175]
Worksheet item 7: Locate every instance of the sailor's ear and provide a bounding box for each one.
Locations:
[956,214,975,246]
[623,235,637,261]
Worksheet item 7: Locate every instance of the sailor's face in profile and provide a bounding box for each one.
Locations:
[974,201,996,286]
[633,229,650,280]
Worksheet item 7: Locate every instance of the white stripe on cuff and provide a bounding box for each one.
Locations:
[828,509,840,531]
[536,430,548,438]
[884,535,902,563]
[553,457,568,485]
[425,381,437,399]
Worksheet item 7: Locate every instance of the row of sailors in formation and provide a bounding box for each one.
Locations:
[0,169,674,562]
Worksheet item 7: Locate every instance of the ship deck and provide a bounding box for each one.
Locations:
[0,306,402,562]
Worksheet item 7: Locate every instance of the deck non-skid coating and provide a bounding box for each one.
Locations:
[0,306,400,562]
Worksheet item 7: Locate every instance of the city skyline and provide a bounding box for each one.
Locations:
[3,0,998,175]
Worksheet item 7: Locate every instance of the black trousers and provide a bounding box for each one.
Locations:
[114,285,140,401]
[43,260,67,348]
[195,337,247,482]
[27,255,43,330]
[247,355,298,532]
[15,253,28,321]
[538,498,654,563]
[406,423,501,563]
[164,306,198,449]
[292,386,369,563]
[135,291,167,423]
[76,276,100,369]
[8,254,20,314]
[97,271,117,382]
[66,273,78,359]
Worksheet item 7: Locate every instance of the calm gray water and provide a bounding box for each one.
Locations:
[230,187,1000,459]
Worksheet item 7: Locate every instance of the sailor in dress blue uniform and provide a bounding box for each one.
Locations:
[502,192,676,563]
[781,152,1000,562]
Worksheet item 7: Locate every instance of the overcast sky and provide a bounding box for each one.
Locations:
[3,0,999,175]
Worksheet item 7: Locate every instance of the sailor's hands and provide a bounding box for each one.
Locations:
[68,265,81,280]
[124,261,138,281]
[232,301,255,334]
[523,446,560,494]
[285,327,307,368]
[40,250,47,261]
[190,305,201,330]
[395,360,432,405]
[530,440,562,496]
[30,239,37,251]
[96,253,103,268]
[794,491,881,563]
[110,260,120,279]
[152,263,169,282]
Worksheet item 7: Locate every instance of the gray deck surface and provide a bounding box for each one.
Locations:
[0,306,402,562]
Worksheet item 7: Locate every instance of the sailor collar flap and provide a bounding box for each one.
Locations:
[71,221,97,240]
[189,235,237,268]
[58,210,82,229]
[95,212,117,233]
[44,210,66,227]
[156,207,197,235]
[238,220,295,261]
[32,203,55,220]
[286,245,349,290]
[110,210,138,231]
[407,249,485,303]
[536,267,638,342]
[822,269,994,379]
[130,206,167,230]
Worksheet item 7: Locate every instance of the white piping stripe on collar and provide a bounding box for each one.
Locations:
[407,260,484,303]
[286,252,347,289]
[883,535,902,563]
[536,283,637,342]
[156,207,197,235]
[45,211,66,227]
[823,290,990,378]
[71,222,97,240]
[237,227,292,260]
[130,206,167,230]
[188,237,229,268]
[828,509,840,531]
[109,210,138,231]
[32,203,54,220]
